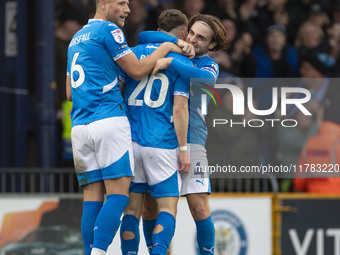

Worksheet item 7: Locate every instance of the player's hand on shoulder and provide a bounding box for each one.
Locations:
[176,39,195,59]
[151,58,173,75]
[178,150,190,173]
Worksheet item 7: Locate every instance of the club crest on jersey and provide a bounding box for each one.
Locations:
[111,29,124,44]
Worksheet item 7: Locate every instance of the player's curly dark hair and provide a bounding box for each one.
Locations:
[188,14,229,52]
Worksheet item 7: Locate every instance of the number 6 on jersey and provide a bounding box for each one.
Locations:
[70,52,85,88]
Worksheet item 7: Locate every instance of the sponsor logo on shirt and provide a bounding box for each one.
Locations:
[118,44,128,50]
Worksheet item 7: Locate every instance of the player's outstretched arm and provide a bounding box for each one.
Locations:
[139,31,178,44]
[116,42,180,81]
[139,31,195,59]
[173,95,190,173]
[152,57,217,86]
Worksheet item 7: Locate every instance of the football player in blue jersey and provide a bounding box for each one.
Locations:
[138,13,228,255]
[118,9,192,255]
[65,1,192,255]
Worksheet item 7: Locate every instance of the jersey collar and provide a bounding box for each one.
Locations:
[88,18,104,23]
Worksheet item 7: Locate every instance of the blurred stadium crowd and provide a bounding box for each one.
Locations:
[56,0,340,77]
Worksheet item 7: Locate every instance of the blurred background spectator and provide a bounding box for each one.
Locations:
[181,0,206,19]
[327,22,340,76]
[253,24,299,78]
[275,103,319,192]
[293,87,340,194]
[295,20,331,58]
[299,52,335,112]
[123,0,148,46]
[209,17,257,77]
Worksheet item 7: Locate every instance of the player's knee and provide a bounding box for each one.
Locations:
[124,205,141,218]
[192,206,210,221]
[122,230,135,240]
[153,224,164,235]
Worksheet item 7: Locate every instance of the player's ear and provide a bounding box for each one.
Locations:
[100,0,106,11]
[181,28,187,40]
[157,28,161,32]
[208,41,217,51]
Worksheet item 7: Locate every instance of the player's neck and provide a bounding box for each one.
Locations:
[195,52,207,57]
[94,12,106,21]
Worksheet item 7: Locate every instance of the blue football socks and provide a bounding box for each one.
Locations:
[81,201,103,255]
[195,216,215,255]
[151,212,176,255]
[143,218,157,254]
[120,214,140,255]
[92,194,129,252]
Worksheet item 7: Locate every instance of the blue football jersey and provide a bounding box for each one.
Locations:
[138,31,219,146]
[67,19,132,127]
[189,55,219,146]
[121,43,191,149]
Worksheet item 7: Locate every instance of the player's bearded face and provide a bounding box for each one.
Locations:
[106,0,130,28]
[187,22,215,56]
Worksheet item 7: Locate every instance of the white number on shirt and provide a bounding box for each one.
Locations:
[70,52,85,88]
[128,73,169,108]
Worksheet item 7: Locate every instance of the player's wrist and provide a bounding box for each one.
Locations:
[179,145,187,151]
[176,39,183,47]
[167,57,174,65]
[168,42,181,53]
